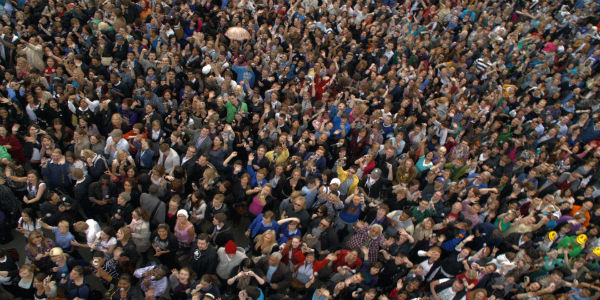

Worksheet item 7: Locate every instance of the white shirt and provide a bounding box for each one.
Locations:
[85,219,101,247]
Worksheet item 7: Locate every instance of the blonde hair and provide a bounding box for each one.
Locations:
[254,230,277,255]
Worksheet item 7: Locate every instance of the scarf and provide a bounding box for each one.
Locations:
[129,219,143,231]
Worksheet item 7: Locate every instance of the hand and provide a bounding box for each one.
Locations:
[270,283,279,290]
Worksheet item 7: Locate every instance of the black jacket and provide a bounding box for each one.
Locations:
[189,245,218,278]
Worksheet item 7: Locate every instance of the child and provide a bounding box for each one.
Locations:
[39,220,75,252]
[278,220,302,245]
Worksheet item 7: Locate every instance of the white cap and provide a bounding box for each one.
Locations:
[177,209,189,219]
[330,178,341,186]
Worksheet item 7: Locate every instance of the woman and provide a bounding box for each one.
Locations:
[184,190,207,231]
[59,266,90,300]
[115,227,139,270]
[22,125,43,169]
[169,267,195,300]
[8,170,46,209]
[165,195,181,230]
[355,152,376,179]
[248,184,273,218]
[413,217,434,242]
[129,207,151,254]
[280,168,305,199]
[89,133,106,155]
[416,151,435,174]
[24,233,55,271]
[121,177,141,207]
[91,227,117,255]
[209,135,228,167]
[46,118,73,150]
[396,158,417,184]
[0,125,25,163]
[16,208,41,238]
[280,236,304,268]
[151,224,178,269]
[251,229,279,263]
[64,151,87,181]
[33,273,58,300]
[7,264,36,298]
[174,209,196,255]
[150,165,168,197]
[111,150,135,181]
[200,167,220,200]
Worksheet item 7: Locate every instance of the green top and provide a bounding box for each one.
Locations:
[224,100,248,123]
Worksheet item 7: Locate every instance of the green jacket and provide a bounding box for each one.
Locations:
[224,100,248,123]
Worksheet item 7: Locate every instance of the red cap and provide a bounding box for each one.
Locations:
[225,240,237,254]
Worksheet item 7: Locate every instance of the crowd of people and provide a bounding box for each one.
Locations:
[0,0,600,299]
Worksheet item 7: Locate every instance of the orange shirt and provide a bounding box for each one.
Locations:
[569,205,591,227]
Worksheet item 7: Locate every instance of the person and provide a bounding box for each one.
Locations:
[169,267,195,300]
[190,234,218,279]
[0,248,19,293]
[39,220,75,253]
[33,272,58,300]
[129,207,151,254]
[109,274,142,300]
[216,240,247,283]
[151,224,178,269]
[90,251,119,289]
[133,264,168,299]
[16,207,41,238]
[253,252,291,293]
[58,265,90,300]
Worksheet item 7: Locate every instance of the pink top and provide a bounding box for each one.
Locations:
[174,220,194,244]
[248,196,265,216]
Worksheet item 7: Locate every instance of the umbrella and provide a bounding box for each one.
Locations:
[225,27,251,41]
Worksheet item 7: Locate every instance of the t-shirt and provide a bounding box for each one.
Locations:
[266,265,277,282]
[85,219,101,247]
[53,228,75,251]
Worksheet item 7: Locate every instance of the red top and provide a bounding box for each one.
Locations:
[331,249,363,273]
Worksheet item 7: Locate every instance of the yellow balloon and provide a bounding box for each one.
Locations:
[577,234,588,245]
[548,231,557,241]
[593,247,600,257]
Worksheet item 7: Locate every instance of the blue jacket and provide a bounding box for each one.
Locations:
[41,161,70,190]
[134,141,155,170]
[249,213,280,238]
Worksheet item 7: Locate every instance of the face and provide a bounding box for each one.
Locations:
[157,228,167,239]
[197,239,208,251]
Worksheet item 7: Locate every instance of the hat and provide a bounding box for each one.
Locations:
[116,34,125,40]
[435,177,445,184]
[177,209,189,219]
[330,178,341,186]
[225,240,237,254]
[50,247,64,256]
[202,64,212,75]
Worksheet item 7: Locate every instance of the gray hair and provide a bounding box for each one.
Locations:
[270,252,282,261]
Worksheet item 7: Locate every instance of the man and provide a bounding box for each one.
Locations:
[72,168,91,211]
[191,126,212,155]
[157,142,180,174]
[88,174,119,222]
[211,212,234,247]
[190,234,218,278]
[216,240,247,282]
[305,216,340,255]
[254,252,291,292]
[139,184,165,226]
[104,129,130,163]
[82,149,108,182]
[133,264,168,299]
[430,278,467,300]
[91,250,119,289]
[358,168,387,202]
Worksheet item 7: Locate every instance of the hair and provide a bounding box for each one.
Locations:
[118,226,132,241]
[213,212,227,224]
[197,233,210,242]
[73,221,90,232]
[133,207,150,221]
[254,230,277,254]
[263,210,275,220]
